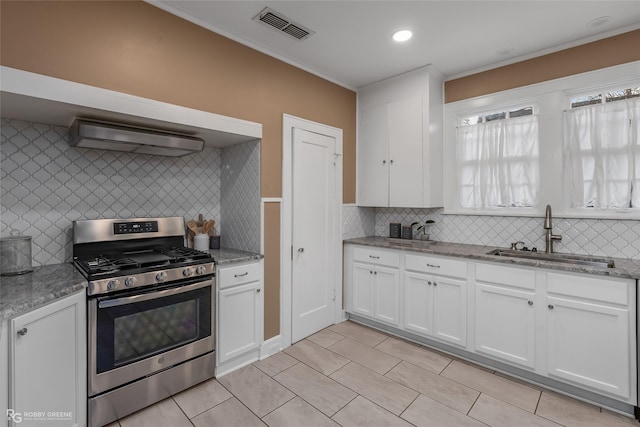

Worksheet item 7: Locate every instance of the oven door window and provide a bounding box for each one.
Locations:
[96,281,211,373]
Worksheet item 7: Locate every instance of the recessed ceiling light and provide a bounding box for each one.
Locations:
[392,30,413,42]
[587,16,611,28]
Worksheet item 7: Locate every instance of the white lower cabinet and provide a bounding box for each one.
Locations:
[403,253,467,347]
[475,263,537,370]
[475,282,536,369]
[345,243,638,409]
[9,290,86,427]
[217,260,264,376]
[350,247,400,326]
[352,262,400,326]
[545,272,634,400]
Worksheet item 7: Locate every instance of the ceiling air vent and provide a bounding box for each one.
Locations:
[253,7,315,41]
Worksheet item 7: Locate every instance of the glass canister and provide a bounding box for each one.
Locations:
[0,231,33,276]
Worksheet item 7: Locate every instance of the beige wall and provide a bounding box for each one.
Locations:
[445,30,640,103]
[0,1,357,339]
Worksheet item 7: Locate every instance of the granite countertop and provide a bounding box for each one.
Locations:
[211,248,263,265]
[0,263,87,322]
[344,236,640,280]
[0,248,263,325]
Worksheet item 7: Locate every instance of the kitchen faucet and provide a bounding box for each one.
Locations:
[543,204,562,253]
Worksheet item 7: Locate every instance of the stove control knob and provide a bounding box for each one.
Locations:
[183,267,194,277]
[195,265,206,275]
[125,277,137,287]
[156,271,167,282]
[107,279,120,291]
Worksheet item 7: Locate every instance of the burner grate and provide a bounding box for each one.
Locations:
[80,255,139,274]
[162,247,211,263]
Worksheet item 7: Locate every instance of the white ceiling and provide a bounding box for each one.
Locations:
[148,1,640,90]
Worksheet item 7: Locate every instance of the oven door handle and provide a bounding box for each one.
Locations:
[98,279,212,309]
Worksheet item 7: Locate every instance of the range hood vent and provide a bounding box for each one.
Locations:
[253,7,315,41]
[68,119,204,157]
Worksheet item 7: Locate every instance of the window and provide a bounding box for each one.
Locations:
[565,86,640,209]
[456,105,539,209]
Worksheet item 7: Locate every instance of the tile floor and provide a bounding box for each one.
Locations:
[109,321,639,427]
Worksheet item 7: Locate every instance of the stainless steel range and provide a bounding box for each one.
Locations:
[72,217,215,427]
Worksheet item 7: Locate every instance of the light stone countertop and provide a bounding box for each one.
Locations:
[344,236,640,280]
[0,263,87,323]
[0,248,263,324]
[210,248,264,266]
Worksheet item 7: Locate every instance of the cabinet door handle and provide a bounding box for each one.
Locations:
[256,288,261,293]
[382,160,386,164]
[428,281,432,285]
[426,263,440,268]
[548,304,554,310]
[528,300,533,306]
[234,272,249,278]
[370,270,373,274]
[17,328,28,336]
[390,159,394,164]
[369,255,380,259]
[433,282,437,286]
[374,271,377,275]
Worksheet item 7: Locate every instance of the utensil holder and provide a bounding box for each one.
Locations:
[194,234,209,252]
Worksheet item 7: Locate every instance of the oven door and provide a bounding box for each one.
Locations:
[88,277,215,396]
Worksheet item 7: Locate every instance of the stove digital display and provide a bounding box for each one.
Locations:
[114,221,159,235]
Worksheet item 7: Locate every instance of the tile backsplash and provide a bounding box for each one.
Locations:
[221,140,260,253]
[1,118,260,266]
[344,205,640,259]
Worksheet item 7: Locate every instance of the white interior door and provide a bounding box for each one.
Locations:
[291,128,337,342]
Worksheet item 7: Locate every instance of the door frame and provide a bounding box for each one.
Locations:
[281,114,343,347]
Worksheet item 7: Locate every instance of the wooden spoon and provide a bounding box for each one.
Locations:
[203,219,215,235]
[187,220,199,235]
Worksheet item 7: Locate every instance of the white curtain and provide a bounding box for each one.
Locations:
[456,115,539,209]
[564,98,639,208]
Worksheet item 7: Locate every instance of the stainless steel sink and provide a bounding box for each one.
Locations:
[486,249,615,268]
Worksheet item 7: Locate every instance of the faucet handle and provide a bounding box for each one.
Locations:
[511,241,525,250]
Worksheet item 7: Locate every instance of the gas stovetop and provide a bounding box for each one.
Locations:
[72,217,216,296]
[74,246,213,279]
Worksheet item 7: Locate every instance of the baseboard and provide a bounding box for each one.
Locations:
[260,334,284,360]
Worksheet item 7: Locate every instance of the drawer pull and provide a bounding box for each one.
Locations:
[426,263,440,268]
[234,272,249,278]
[17,328,28,336]
[369,255,380,259]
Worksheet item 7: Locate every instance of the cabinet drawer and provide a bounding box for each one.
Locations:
[547,272,631,305]
[353,246,399,268]
[476,263,536,290]
[218,261,262,289]
[405,253,467,278]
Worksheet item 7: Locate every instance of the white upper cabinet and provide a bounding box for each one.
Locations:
[357,66,444,207]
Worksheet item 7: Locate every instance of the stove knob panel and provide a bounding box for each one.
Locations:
[156,271,167,282]
[125,277,137,287]
[183,267,194,277]
[107,279,120,291]
[195,265,206,275]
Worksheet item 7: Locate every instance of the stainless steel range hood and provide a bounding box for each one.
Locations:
[68,119,204,157]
